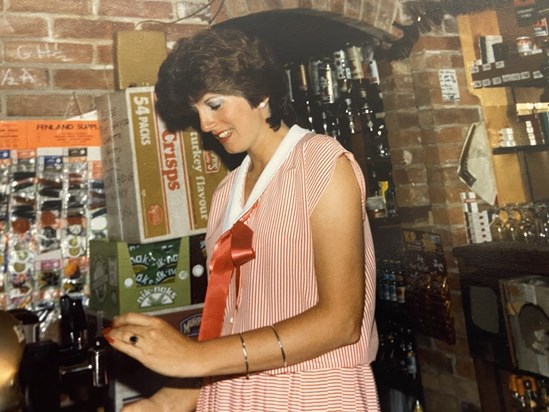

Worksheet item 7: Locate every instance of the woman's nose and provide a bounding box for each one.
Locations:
[198,111,215,133]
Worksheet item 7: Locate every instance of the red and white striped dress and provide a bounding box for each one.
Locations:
[196,125,379,411]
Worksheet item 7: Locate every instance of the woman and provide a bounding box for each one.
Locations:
[105,27,379,411]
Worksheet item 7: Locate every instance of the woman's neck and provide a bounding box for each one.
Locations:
[247,123,290,177]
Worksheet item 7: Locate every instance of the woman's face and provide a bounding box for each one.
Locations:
[193,94,268,154]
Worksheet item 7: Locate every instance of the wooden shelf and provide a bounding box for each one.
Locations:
[493,143,549,155]
[471,53,547,88]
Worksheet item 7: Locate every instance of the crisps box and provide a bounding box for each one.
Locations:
[502,275,549,377]
[88,237,207,319]
[95,87,228,244]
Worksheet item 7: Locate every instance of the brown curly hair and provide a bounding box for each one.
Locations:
[155,27,296,132]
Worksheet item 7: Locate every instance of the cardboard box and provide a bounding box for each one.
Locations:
[95,87,228,244]
[88,236,208,319]
[502,275,549,377]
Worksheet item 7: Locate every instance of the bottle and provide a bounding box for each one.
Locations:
[397,327,408,374]
[388,266,397,304]
[382,261,392,302]
[380,175,398,218]
[317,58,338,107]
[362,44,385,114]
[538,378,548,410]
[333,49,353,96]
[345,43,369,108]
[373,116,390,159]
[355,101,376,161]
[405,328,418,380]
[291,63,314,130]
[523,378,537,411]
[413,400,424,412]
[396,264,406,305]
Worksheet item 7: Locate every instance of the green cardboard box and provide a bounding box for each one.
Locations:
[88,238,192,318]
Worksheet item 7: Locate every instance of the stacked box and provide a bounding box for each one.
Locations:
[88,236,208,319]
[95,87,228,244]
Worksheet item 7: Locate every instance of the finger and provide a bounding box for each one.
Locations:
[104,330,151,362]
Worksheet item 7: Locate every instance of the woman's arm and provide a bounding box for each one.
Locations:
[107,155,367,377]
[121,386,200,412]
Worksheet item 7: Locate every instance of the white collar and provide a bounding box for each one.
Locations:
[222,124,311,231]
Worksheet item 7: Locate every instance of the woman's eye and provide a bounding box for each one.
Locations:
[209,103,221,111]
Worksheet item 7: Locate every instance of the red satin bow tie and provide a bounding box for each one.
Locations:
[198,218,256,341]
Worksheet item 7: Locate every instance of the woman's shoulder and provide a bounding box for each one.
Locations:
[295,132,348,161]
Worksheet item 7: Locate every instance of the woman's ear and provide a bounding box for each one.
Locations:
[258,99,268,109]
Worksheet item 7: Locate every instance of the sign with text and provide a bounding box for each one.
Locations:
[0,120,100,150]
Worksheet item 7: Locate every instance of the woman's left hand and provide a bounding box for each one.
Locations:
[104,312,200,377]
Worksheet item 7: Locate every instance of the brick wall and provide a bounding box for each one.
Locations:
[0,0,210,119]
[0,0,406,120]
[380,10,485,412]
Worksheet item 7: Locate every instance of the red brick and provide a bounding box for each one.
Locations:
[397,185,431,207]
[53,69,115,90]
[1,15,48,37]
[362,0,377,21]
[385,110,419,132]
[6,94,96,117]
[331,0,344,15]
[207,0,230,24]
[5,41,94,64]
[383,92,416,112]
[447,226,468,246]
[424,142,463,166]
[413,73,433,107]
[162,24,208,42]
[431,204,465,225]
[311,0,330,12]
[97,45,114,65]
[390,72,415,94]
[98,0,173,19]
[428,165,462,186]
[224,1,250,18]
[421,125,466,145]
[387,124,421,147]
[272,0,300,9]
[431,106,481,126]
[247,0,268,14]
[0,67,48,90]
[53,18,134,40]
[375,0,395,32]
[392,166,427,186]
[343,0,362,20]
[429,184,467,204]
[9,0,91,15]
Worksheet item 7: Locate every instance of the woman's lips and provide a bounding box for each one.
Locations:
[216,130,232,140]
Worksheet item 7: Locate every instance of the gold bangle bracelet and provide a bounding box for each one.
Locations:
[238,333,250,379]
[270,325,287,367]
